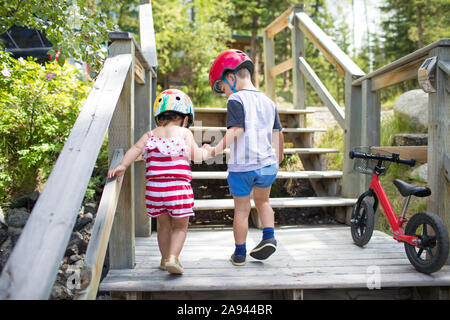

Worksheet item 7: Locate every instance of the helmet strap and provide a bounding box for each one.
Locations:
[223,69,238,93]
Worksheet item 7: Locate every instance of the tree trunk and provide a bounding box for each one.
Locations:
[251,15,259,88]
[417,5,424,48]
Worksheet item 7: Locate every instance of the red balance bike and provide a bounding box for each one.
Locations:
[349,147,449,274]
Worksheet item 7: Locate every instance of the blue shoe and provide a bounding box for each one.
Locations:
[230,254,246,266]
[250,238,277,260]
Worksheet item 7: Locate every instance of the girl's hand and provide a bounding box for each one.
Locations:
[108,164,127,182]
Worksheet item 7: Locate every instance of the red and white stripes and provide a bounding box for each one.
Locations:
[143,132,194,218]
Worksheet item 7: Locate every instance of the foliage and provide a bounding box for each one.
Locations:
[151,0,233,104]
[0,0,118,73]
[0,50,90,202]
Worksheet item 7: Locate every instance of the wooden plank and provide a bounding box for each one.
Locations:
[0,54,132,300]
[352,39,450,86]
[292,9,306,111]
[427,46,450,231]
[190,126,326,133]
[75,149,124,300]
[194,107,315,114]
[108,39,136,270]
[370,146,427,163]
[138,1,158,68]
[191,170,342,180]
[134,58,145,84]
[295,12,365,77]
[100,227,450,292]
[371,56,426,91]
[263,30,276,102]
[298,57,345,128]
[264,4,304,39]
[193,197,357,211]
[270,58,293,77]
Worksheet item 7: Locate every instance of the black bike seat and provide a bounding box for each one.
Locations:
[393,179,431,197]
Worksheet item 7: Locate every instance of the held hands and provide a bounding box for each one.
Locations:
[202,144,215,158]
[107,164,127,182]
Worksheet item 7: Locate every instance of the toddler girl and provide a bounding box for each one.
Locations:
[108,89,208,274]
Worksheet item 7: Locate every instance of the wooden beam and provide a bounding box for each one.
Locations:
[291,9,306,111]
[371,56,426,91]
[0,54,132,300]
[74,149,124,300]
[134,58,145,84]
[298,57,344,128]
[353,39,450,86]
[138,1,158,68]
[263,30,276,102]
[270,58,293,77]
[370,146,427,163]
[264,4,304,39]
[295,12,365,78]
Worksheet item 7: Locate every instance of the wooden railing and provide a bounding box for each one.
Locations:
[0,0,157,300]
[264,5,449,229]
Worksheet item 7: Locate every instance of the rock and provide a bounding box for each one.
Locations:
[68,231,87,254]
[65,243,79,257]
[10,191,40,210]
[0,228,8,246]
[83,202,98,214]
[69,254,82,264]
[394,133,428,146]
[5,208,30,228]
[50,284,73,300]
[393,89,428,131]
[7,226,22,246]
[0,249,10,274]
[0,207,6,227]
[75,212,93,231]
[410,163,428,183]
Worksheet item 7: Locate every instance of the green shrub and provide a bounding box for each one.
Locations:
[0,51,90,202]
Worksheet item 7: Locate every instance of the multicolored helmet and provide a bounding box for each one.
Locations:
[153,89,194,127]
[209,49,254,94]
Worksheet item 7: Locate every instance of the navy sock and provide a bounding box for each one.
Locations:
[234,243,246,256]
[262,227,275,240]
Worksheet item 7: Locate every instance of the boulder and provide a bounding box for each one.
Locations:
[5,208,30,228]
[394,133,428,146]
[410,163,428,183]
[10,191,40,210]
[393,89,428,131]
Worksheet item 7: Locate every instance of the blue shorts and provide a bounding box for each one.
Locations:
[227,163,278,197]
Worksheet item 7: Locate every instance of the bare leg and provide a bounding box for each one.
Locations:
[157,214,171,260]
[232,195,252,244]
[253,186,274,228]
[169,216,189,257]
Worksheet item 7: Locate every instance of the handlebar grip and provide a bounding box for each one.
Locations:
[398,158,416,167]
[349,151,355,159]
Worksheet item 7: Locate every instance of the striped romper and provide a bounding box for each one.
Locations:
[142,131,195,219]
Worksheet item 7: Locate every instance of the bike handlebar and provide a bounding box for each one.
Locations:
[349,150,416,167]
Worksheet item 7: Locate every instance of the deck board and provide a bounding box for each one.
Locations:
[100,226,450,293]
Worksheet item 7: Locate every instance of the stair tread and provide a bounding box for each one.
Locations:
[192,170,342,179]
[211,148,339,154]
[194,197,357,210]
[190,126,327,133]
[194,107,316,114]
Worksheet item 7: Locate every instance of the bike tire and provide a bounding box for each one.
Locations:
[350,198,375,247]
[404,211,449,274]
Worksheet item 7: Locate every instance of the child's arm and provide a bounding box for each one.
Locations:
[273,130,284,164]
[108,132,149,182]
[209,126,244,157]
[183,128,209,163]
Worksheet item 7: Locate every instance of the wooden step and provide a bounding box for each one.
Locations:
[193,197,356,210]
[192,170,342,180]
[190,126,327,133]
[209,148,339,155]
[194,107,316,114]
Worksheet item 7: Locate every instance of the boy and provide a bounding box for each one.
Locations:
[207,49,284,266]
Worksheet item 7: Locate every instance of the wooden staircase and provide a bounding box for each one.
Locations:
[190,107,356,228]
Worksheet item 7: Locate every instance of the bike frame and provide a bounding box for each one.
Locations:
[369,173,419,246]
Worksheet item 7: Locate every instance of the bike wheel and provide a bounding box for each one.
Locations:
[404,211,449,274]
[350,198,375,247]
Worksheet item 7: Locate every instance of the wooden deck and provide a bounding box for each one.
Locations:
[100,225,450,299]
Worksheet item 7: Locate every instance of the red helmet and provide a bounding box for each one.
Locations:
[209,49,254,94]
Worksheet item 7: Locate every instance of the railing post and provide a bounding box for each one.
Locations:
[427,44,450,236]
[134,0,158,237]
[361,79,381,188]
[291,4,306,113]
[108,36,136,269]
[263,29,276,102]
[342,74,363,209]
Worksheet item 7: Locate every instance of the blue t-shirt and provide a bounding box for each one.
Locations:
[226,89,283,172]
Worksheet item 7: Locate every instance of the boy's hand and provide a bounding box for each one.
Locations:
[107,164,127,182]
[202,144,214,157]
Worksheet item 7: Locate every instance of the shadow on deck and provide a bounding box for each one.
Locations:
[100,225,450,300]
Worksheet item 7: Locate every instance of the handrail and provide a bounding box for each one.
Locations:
[263,4,304,39]
[0,54,132,300]
[295,12,364,78]
[74,149,124,300]
[352,39,450,89]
